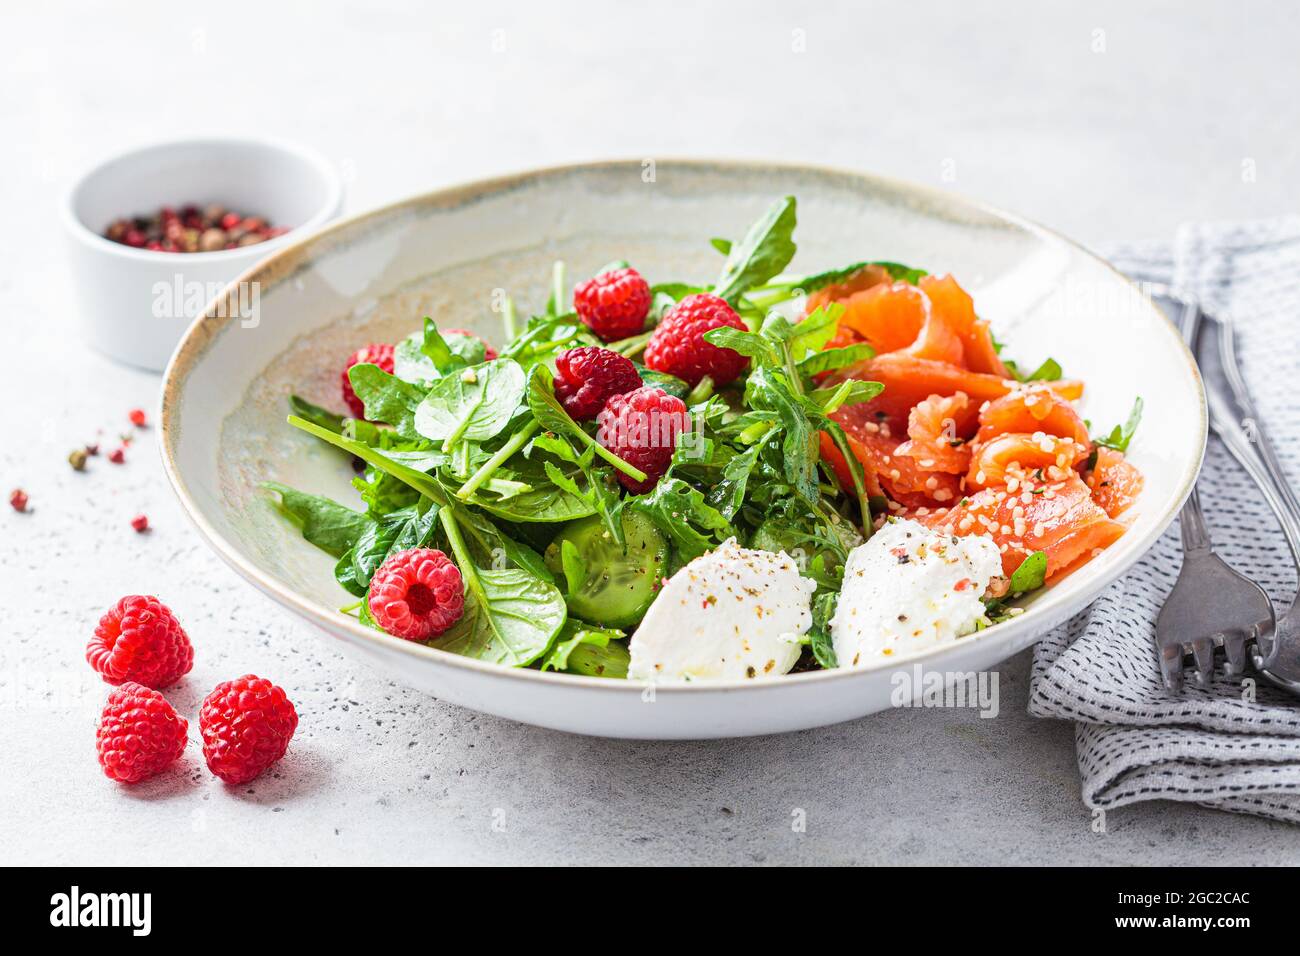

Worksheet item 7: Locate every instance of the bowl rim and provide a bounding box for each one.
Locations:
[61,135,343,263]
[159,157,1207,694]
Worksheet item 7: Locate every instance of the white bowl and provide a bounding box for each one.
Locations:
[63,137,343,370]
[160,160,1206,739]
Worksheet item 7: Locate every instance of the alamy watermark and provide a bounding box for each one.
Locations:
[890,663,1000,718]
[152,275,261,329]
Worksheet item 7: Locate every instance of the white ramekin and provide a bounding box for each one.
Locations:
[62,137,343,371]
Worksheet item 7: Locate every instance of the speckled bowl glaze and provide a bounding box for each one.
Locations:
[160,160,1205,739]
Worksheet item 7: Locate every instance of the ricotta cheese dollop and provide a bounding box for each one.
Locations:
[628,538,816,682]
[831,518,1002,668]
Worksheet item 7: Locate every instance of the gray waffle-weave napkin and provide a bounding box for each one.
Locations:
[1028,218,1300,824]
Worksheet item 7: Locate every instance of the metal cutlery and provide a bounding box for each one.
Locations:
[1151,291,1275,689]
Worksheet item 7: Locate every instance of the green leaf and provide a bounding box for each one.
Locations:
[340,501,442,596]
[263,482,373,558]
[559,539,587,595]
[1026,358,1063,382]
[705,435,768,521]
[526,366,647,481]
[788,260,928,294]
[786,304,843,359]
[414,358,526,450]
[807,591,839,668]
[540,620,629,677]
[1008,551,1047,594]
[461,453,595,523]
[288,395,345,434]
[630,477,733,562]
[713,196,798,302]
[709,237,732,255]
[348,364,427,440]
[808,379,884,415]
[796,343,875,376]
[1094,396,1144,454]
[702,326,776,363]
[433,567,567,666]
[634,364,690,400]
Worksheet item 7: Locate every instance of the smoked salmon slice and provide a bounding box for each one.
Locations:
[974,385,1091,447]
[917,473,1126,578]
[818,429,961,508]
[893,392,975,474]
[965,432,1090,490]
[1088,447,1144,517]
[917,274,1010,377]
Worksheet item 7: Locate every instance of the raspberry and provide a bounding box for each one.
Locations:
[199,675,298,785]
[9,488,28,512]
[128,408,147,427]
[130,514,149,533]
[644,293,749,387]
[442,328,499,361]
[96,682,188,784]
[88,595,194,689]
[554,346,643,420]
[573,267,652,342]
[341,343,395,419]
[368,548,465,640]
[596,386,691,494]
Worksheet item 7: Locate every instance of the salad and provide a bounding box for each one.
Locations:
[266,196,1143,681]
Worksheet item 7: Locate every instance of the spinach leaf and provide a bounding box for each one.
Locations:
[1008,550,1047,594]
[348,364,426,440]
[630,477,733,562]
[344,501,441,596]
[395,318,494,385]
[1094,396,1144,454]
[414,358,526,451]
[289,395,345,434]
[434,509,566,666]
[263,482,373,558]
[713,196,798,302]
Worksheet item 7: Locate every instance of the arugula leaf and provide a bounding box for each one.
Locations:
[1008,551,1047,594]
[713,196,798,302]
[781,260,929,294]
[807,591,839,669]
[347,364,426,440]
[629,477,733,562]
[540,620,629,677]
[808,380,884,415]
[701,326,777,363]
[289,395,345,434]
[706,437,768,521]
[263,482,373,558]
[634,364,690,400]
[796,343,875,376]
[1026,358,1063,382]
[526,366,647,482]
[414,358,526,451]
[785,304,843,359]
[1094,397,1144,454]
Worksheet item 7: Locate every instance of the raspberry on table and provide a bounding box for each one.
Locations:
[96,682,189,784]
[554,346,643,420]
[644,293,749,387]
[87,595,194,689]
[368,547,465,640]
[341,342,395,419]
[573,266,652,342]
[442,328,499,361]
[200,675,299,785]
[596,385,691,494]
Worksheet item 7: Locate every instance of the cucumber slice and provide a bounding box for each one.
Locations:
[545,511,668,628]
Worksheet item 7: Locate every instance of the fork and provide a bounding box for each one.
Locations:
[1197,309,1300,691]
[1152,293,1275,690]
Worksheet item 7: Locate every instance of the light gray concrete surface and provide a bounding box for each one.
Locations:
[3,0,1299,865]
